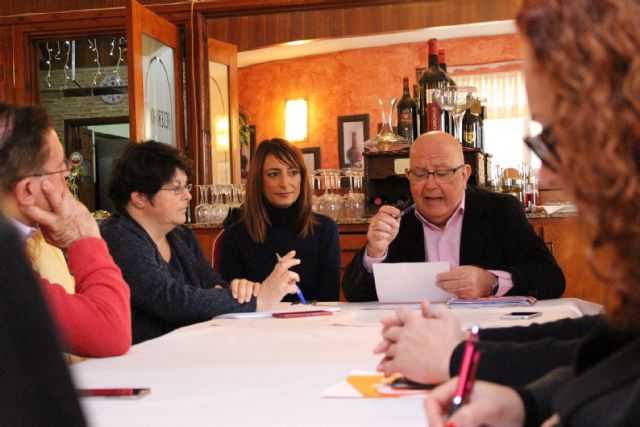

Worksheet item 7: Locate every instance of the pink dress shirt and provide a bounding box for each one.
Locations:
[363,194,513,296]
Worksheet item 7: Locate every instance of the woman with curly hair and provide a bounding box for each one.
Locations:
[219,138,340,302]
[425,0,640,425]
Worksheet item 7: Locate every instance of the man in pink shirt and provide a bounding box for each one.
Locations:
[341,131,564,301]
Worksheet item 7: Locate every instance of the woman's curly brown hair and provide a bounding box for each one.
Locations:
[517,0,640,328]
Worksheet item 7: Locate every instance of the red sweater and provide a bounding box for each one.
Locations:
[39,237,131,357]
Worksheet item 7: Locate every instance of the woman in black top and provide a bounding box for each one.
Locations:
[220,138,340,302]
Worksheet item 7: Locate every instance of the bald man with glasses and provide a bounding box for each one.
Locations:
[341,131,565,301]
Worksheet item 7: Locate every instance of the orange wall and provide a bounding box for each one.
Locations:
[238,34,522,169]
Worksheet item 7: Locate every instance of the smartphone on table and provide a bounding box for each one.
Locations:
[77,388,150,399]
[499,311,542,320]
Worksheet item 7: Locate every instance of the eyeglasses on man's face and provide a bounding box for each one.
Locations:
[31,158,73,179]
[523,123,561,173]
[405,164,465,184]
[160,183,192,196]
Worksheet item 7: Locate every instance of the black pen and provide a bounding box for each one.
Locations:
[448,324,481,416]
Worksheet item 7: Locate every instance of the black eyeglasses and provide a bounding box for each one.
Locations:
[523,127,561,172]
[405,164,465,184]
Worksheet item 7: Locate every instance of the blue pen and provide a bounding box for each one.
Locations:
[400,203,416,217]
[276,253,307,304]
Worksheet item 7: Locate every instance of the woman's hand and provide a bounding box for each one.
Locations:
[256,250,300,311]
[229,279,261,304]
[425,378,525,427]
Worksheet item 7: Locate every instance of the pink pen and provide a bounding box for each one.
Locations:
[448,324,481,416]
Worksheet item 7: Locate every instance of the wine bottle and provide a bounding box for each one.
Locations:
[419,39,453,133]
[462,97,484,150]
[437,48,456,135]
[397,77,418,142]
[413,84,421,137]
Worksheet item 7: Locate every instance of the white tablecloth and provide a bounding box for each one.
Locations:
[71,298,602,427]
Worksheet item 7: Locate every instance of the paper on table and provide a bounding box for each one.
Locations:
[372,261,453,303]
[214,304,340,319]
[323,370,428,398]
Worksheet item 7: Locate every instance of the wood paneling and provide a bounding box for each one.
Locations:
[0,26,12,102]
[207,0,522,51]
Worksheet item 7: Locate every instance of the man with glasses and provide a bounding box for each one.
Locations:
[0,102,131,358]
[342,131,565,301]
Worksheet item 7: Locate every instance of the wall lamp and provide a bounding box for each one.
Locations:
[285,98,308,142]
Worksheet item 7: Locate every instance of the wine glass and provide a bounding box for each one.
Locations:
[432,86,477,143]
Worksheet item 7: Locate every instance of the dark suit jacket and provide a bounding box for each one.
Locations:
[520,323,640,426]
[0,214,86,426]
[341,187,565,301]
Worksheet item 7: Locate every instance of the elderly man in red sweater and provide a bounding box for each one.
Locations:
[0,102,130,358]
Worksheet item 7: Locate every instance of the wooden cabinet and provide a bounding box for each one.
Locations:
[529,217,617,311]
[192,216,616,311]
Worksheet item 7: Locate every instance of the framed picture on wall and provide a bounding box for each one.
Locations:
[301,147,320,173]
[338,114,369,169]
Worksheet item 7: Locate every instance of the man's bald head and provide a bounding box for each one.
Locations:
[411,131,465,166]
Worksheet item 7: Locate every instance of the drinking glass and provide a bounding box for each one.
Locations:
[432,86,477,143]
[195,185,210,223]
[342,168,365,219]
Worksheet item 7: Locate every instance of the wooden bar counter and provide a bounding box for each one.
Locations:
[191,214,616,311]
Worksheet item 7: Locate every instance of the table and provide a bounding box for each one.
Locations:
[71,298,602,427]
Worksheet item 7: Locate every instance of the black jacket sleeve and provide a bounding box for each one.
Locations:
[341,249,378,302]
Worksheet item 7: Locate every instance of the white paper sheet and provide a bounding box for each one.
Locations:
[372,261,454,303]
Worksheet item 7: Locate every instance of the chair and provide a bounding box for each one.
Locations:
[211,229,225,271]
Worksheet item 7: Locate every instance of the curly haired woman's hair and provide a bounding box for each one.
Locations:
[243,138,315,243]
[517,0,640,328]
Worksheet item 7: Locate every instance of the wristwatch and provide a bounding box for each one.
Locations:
[489,276,500,296]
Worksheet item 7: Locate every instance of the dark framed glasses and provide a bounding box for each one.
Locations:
[523,123,561,172]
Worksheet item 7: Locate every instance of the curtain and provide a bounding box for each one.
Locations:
[452,70,528,120]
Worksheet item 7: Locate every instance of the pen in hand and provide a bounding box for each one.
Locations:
[399,203,415,217]
[276,252,307,304]
[448,324,481,416]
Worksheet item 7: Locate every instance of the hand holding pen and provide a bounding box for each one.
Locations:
[423,325,530,427]
[276,252,307,304]
[366,203,414,258]
[254,250,300,312]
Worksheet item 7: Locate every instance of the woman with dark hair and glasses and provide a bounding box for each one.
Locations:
[424,0,640,425]
[101,141,300,344]
[219,138,340,302]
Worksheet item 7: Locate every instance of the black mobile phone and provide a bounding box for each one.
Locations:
[499,311,542,320]
[77,388,150,399]
[390,377,437,390]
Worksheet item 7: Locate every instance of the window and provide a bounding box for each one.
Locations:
[453,70,540,176]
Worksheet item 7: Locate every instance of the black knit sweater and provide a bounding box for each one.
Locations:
[100,210,255,344]
[219,204,341,302]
